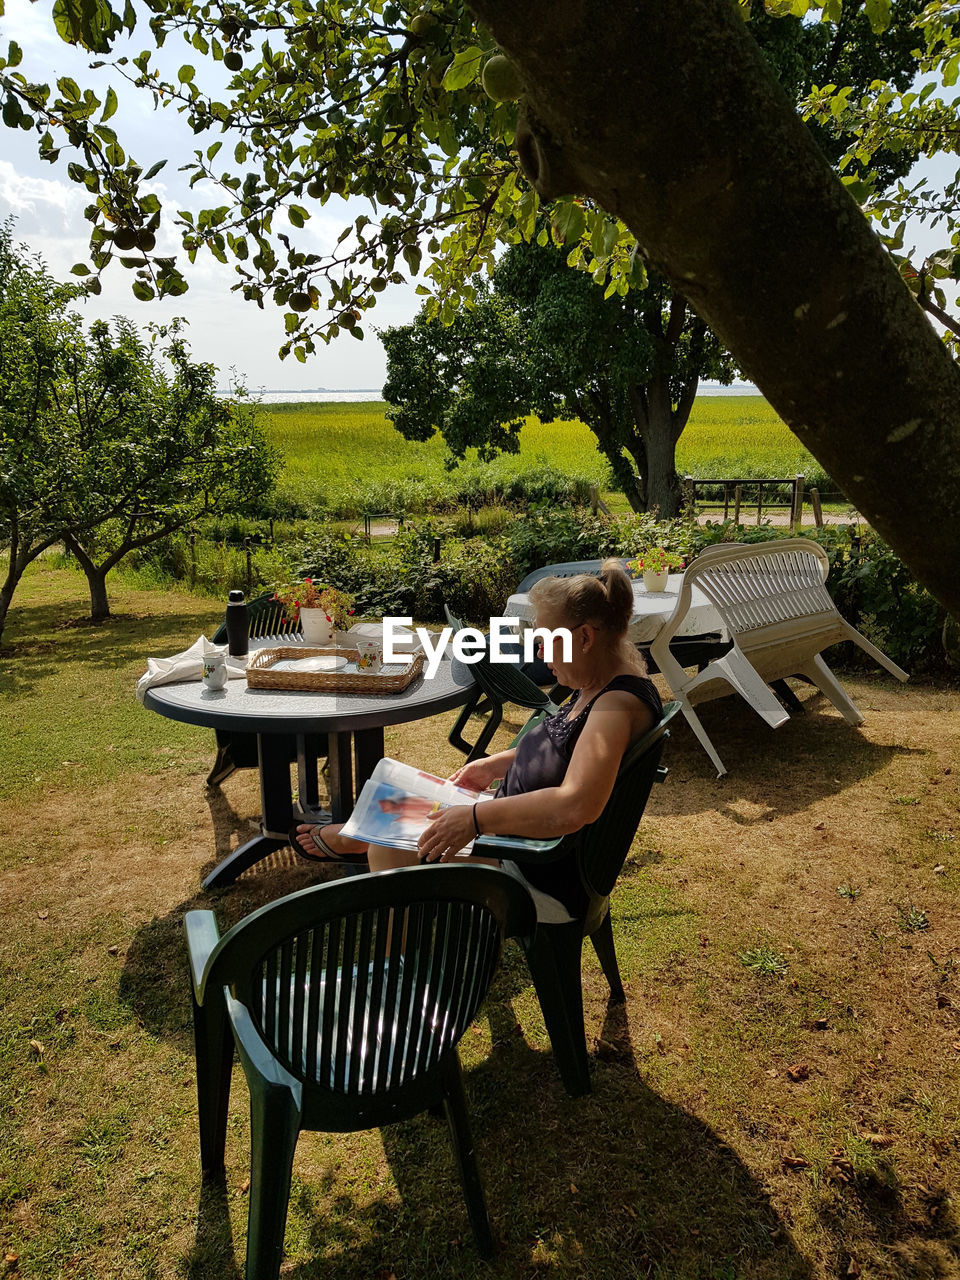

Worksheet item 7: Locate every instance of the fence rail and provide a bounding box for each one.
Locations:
[682,474,816,529]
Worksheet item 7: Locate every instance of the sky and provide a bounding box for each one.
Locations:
[0,0,956,394]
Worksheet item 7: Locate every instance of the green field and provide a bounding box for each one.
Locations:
[264,395,828,516]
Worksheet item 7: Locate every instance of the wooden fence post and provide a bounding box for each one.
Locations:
[810,486,824,528]
[683,475,695,516]
[791,474,805,531]
[733,484,742,525]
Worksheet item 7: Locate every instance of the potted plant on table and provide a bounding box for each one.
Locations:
[272,579,355,645]
[627,548,685,594]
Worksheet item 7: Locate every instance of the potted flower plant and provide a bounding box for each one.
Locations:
[627,547,685,594]
[272,579,355,645]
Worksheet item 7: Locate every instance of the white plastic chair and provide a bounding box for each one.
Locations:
[648,539,909,776]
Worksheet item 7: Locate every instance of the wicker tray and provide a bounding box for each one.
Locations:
[245,646,425,693]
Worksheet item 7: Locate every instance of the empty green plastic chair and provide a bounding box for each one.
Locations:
[185,864,535,1278]
[479,701,680,1096]
[207,593,304,787]
[443,607,560,761]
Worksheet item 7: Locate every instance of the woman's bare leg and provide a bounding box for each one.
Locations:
[367,843,418,872]
[366,844,500,872]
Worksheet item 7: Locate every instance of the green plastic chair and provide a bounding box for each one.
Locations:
[443,607,560,761]
[479,701,680,1096]
[184,864,536,1278]
[207,593,304,787]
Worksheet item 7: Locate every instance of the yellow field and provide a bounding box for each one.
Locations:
[264,395,827,514]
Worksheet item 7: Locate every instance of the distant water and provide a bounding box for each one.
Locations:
[250,389,385,404]
[241,381,762,405]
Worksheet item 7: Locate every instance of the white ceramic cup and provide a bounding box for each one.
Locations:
[355,640,383,674]
[202,651,228,690]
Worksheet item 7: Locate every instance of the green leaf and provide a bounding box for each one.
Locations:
[144,159,166,181]
[437,118,458,157]
[551,200,586,246]
[863,0,891,34]
[442,46,483,92]
[132,280,154,300]
[57,76,81,103]
[101,85,117,121]
[52,0,120,53]
[178,64,195,84]
[70,263,91,275]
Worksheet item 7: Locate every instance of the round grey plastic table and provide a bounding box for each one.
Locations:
[143,644,475,887]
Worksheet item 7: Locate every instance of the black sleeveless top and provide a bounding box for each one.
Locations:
[498,674,662,915]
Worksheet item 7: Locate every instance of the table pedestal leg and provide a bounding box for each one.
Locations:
[354,726,385,793]
[202,734,294,888]
[327,732,354,823]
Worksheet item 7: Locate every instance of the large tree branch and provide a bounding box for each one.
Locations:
[469,0,960,617]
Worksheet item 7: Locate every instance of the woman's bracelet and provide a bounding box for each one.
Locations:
[472,803,482,838]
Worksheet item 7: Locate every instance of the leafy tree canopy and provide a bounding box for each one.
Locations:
[800,0,960,341]
[0,0,931,362]
[383,240,735,513]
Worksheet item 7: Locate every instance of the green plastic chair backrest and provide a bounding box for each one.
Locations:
[515,558,630,595]
[211,592,300,645]
[573,700,680,899]
[200,865,534,1099]
[444,607,557,714]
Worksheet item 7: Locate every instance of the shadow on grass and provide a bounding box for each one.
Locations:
[0,598,220,696]
[180,1177,243,1280]
[647,688,925,820]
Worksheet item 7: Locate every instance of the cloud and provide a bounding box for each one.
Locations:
[0,161,84,226]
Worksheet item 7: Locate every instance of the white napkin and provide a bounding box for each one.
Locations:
[136,635,248,703]
[346,621,421,653]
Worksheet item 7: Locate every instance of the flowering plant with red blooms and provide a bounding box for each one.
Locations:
[271,579,355,625]
[627,547,685,574]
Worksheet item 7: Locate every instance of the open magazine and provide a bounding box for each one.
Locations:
[338,757,558,855]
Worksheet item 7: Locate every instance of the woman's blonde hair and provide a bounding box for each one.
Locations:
[528,558,647,672]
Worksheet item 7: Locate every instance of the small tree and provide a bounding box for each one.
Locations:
[0,228,279,640]
[58,320,279,622]
[383,241,735,515]
[0,225,87,644]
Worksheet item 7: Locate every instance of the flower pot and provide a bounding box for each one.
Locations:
[642,569,669,593]
[299,608,335,646]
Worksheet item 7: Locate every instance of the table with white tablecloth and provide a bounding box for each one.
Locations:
[505,572,725,645]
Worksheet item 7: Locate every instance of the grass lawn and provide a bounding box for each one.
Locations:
[1,563,959,1279]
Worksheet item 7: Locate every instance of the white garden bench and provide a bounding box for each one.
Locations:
[648,539,909,776]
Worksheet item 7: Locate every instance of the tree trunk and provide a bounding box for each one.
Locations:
[86,567,111,624]
[0,575,16,646]
[469,0,960,618]
[641,422,682,519]
[625,376,683,517]
[64,535,112,623]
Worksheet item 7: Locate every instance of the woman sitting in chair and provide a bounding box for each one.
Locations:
[292,559,662,918]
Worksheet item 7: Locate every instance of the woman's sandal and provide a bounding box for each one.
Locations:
[289,824,370,865]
